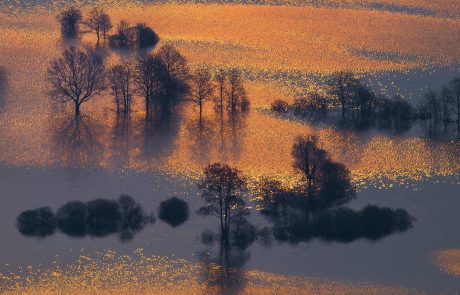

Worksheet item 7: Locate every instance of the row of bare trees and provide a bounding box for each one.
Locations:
[46,45,250,122]
[189,67,250,124]
[420,78,460,132]
[58,7,112,44]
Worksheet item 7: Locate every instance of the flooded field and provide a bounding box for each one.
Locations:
[0,1,459,294]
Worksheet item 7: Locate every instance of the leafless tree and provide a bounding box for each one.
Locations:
[197,163,247,239]
[134,55,167,118]
[440,86,453,126]
[450,77,460,132]
[420,90,440,130]
[46,47,106,117]
[84,8,112,45]
[57,7,83,39]
[291,135,327,198]
[190,67,214,123]
[214,68,227,118]
[227,69,247,115]
[327,71,360,121]
[109,62,133,114]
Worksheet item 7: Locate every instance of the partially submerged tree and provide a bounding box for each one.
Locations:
[57,7,83,39]
[214,68,228,117]
[84,8,112,45]
[134,55,168,118]
[198,163,248,239]
[227,69,249,115]
[109,63,133,114]
[450,77,460,132]
[46,47,106,117]
[327,71,360,121]
[190,67,213,123]
[136,23,160,48]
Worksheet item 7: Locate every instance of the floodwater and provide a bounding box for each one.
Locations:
[0,1,460,294]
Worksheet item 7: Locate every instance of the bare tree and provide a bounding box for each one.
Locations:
[109,63,133,114]
[197,163,247,239]
[135,55,167,118]
[420,90,440,130]
[227,69,246,115]
[57,7,82,39]
[440,86,453,126]
[190,67,213,123]
[84,8,112,45]
[156,44,189,104]
[46,47,106,117]
[327,71,360,121]
[291,135,327,198]
[450,77,460,132]
[214,68,227,118]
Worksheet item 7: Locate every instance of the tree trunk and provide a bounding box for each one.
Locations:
[75,102,81,117]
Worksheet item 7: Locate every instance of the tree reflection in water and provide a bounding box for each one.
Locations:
[51,116,104,168]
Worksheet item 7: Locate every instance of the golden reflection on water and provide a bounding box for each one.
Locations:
[434,249,460,277]
[0,4,459,189]
[0,249,421,295]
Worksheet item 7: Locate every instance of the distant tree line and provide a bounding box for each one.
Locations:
[271,71,460,134]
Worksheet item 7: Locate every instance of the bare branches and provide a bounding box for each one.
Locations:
[84,8,112,45]
[46,47,106,117]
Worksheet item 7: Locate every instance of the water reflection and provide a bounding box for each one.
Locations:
[51,116,104,168]
[16,195,154,242]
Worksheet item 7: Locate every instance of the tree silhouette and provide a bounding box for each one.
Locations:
[198,163,247,239]
[450,77,460,133]
[57,7,82,39]
[327,71,360,121]
[109,62,134,114]
[84,8,112,45]
[190,67,213,124]
[46,47,106,117]
[135,55,167,119]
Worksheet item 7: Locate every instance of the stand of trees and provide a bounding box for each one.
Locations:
[419,77,460,133]
[256,135,413,244]
[271,71,460,135]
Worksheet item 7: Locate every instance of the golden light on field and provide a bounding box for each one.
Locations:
[0,249,422,295]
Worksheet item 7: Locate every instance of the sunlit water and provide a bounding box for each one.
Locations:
[1,1,460,294]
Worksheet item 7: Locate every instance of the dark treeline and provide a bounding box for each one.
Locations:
[256,135,413,243]
[16,195,191,241]
[50,7,251,125]
[271,71,460,135]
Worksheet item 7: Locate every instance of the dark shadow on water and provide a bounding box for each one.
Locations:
[16,195,155,242]
[157,197,190,227]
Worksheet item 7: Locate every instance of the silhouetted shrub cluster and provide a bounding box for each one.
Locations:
[17,195,154,241]
[256,135,413,244]
[272,205,413,244]
[158,197,190,227]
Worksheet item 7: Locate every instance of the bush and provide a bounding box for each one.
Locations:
[136,23,159,48]
[56,201,88,236]
[16,207,56,237]
[158,197,190,227]
[270,99,289,114]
